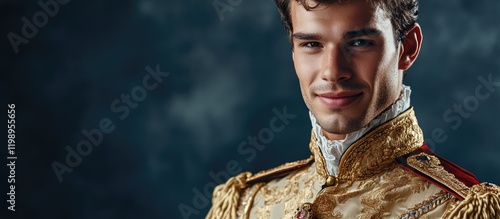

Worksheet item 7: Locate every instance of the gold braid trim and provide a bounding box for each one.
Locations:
[406,153,470,198]
[241,183,265,219]
[247,156,314,184]
[443,182,500,219]
[308,131,328,178]
[206,172,252,219]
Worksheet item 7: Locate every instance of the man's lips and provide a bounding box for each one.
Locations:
[316,91,363,108]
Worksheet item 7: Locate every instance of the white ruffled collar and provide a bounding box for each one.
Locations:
[309,84,412,176]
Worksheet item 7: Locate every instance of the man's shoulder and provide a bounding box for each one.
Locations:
[216,155,314,189]
[205,156,314,218]
[396,144,500,218]
[396,144,481,199]
[246,155,314,185]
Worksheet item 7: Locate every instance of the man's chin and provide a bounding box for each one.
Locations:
[321,126,359,136]
[315,115,365,135]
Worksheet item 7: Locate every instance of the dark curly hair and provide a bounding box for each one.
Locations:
[274,0,419,43]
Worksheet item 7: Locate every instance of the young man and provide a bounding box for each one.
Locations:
[207,0,500,218]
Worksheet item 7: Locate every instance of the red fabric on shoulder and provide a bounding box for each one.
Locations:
[396,143,480,200]
[419,144,480,187]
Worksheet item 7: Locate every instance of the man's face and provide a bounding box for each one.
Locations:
[291,0,404,140]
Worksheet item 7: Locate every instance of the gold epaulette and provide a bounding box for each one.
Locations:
[247,155,314,184]
[403,152,473,199]
[443,182,500,219]
[206,156,314,219]
[396,144,483,198]
[397,148,500,218]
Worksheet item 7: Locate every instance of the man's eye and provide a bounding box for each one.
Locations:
[301,42,322,48]
[349,39,374,47]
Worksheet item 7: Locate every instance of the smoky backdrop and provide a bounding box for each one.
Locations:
[2,0,500,218]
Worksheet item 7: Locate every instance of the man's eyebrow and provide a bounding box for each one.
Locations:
[344,28,382,39]
[292,33,323,41]
[292,28,382,41]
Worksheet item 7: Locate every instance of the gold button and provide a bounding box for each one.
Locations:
[325,175,337,187]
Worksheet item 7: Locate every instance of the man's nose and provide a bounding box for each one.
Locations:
[320,46,352,83]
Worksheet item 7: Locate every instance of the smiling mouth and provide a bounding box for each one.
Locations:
[317,92,363,109]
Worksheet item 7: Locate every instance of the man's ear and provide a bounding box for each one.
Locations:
[398,23,423,71]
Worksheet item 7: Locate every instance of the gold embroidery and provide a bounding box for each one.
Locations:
[254,205,269,219]
[284,167,319,216]
[242,108,452,218]
[261,171,301,205]
[312,166,435,218]
[332,211,343,219]
[336,108,423,184]
[309,108,428,218]
[237,183,264,219]
[252,164,321,218]
[247,156,314,184]
[309,131,328,179]
[358,168,430,218]
[407,153,470,198]
[312,185,363,218]
[242,155,314,218]
[257,174,298,218]
[399,191,452,219]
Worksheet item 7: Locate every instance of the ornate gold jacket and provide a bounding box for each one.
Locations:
[206,108,500,219]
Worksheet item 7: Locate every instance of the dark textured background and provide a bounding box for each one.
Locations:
[2,0,499,218]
